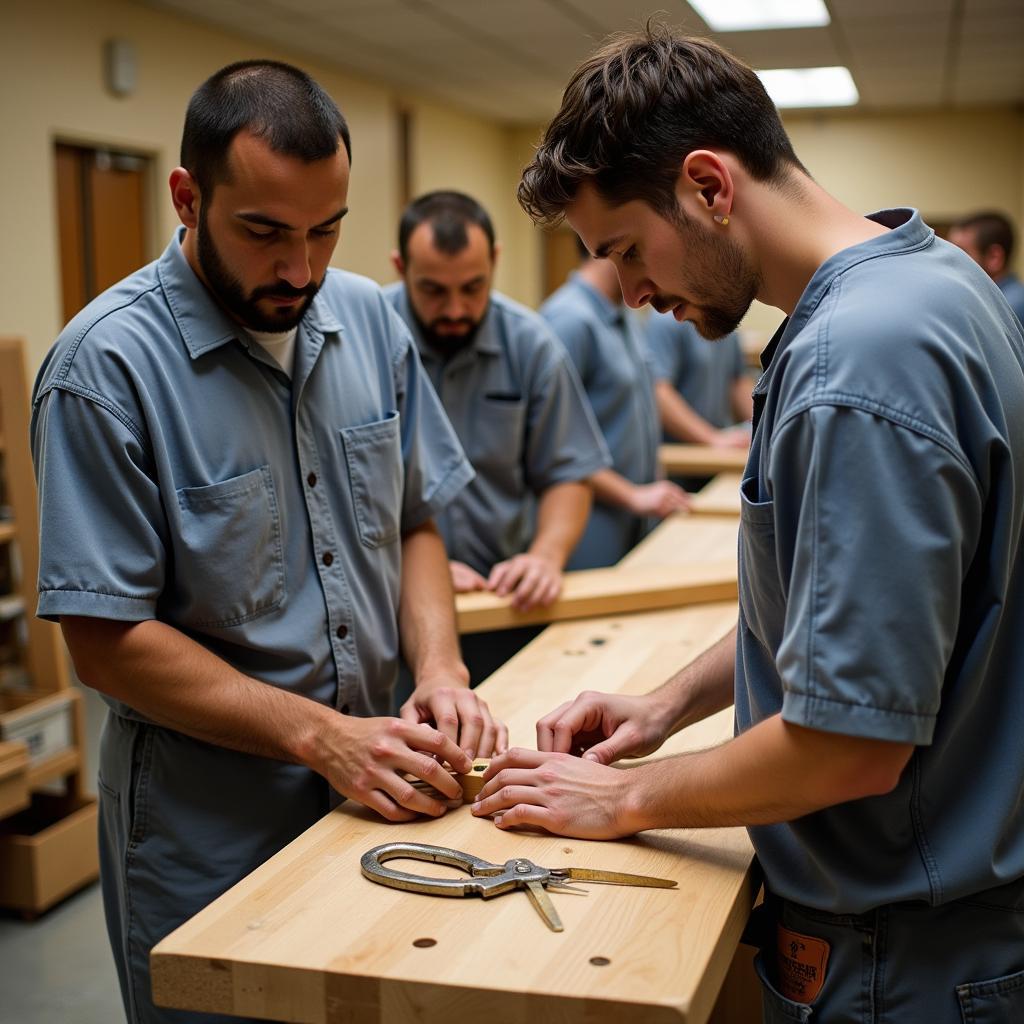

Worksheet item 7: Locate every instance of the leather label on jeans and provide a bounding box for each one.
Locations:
[776,923,830,1003]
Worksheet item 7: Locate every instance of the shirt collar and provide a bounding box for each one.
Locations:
[566,272,625,327]
[755,208,933,385]
[393,282,502,361]
[157,227,341,359]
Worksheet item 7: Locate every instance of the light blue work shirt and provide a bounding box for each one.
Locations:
[31,229,474,1023]
[540,273,660,568]
[33,230,472,718]
[383,283,610,575]
[997,271,1024,325]
[645,312,747,432]
[736,209,1024,914]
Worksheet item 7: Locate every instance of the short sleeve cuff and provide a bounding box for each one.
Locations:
[532,451,612,491]
[36,588,157,623]
[781,689,936,745]
[402,457,475,533]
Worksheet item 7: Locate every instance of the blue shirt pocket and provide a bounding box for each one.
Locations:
[470,396,527,479]
[739,474,786,654]
[341,411,402,549]
[175,466,285,627]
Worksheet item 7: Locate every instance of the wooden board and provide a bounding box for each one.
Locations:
[689,474,743,518]
[659,444,748,477]
[620,515,738,571]
[151,603,754,1024]
[456,560,737,634]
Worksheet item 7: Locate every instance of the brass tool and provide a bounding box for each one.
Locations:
[360,841,677,932]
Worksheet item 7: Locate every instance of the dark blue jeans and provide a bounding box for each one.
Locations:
[751,881,1024,1022]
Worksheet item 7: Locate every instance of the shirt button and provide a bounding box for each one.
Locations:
[341,703,351,715]
[322,551,334,566]
[307,472,317,487]
[336,624,348,640]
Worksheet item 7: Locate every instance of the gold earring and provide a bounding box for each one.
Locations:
[714,214,730,226]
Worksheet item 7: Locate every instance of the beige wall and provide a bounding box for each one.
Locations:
[0,0,535,378]
[3,0,1023,375]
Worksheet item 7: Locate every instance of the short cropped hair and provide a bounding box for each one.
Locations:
[518,24,805,225]
[181,60,351,199]
[398,191,496,262]
[953,211,1015,264]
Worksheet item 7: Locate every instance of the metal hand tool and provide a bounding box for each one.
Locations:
[360,841,677,932]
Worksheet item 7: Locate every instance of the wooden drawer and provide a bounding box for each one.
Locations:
[0,689,76,768]
[0,792,99,914]
[0,738,30,818]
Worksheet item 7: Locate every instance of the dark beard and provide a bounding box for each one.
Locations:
[670,206,760,340]
[410,304,486,358]
[196,206,321,332]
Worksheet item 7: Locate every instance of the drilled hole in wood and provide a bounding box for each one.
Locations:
[589,638,607,646]
[564,649,585,656]
[562,847,574,854]
[473,764,485,772]
[589,956,611,966]
[413,938,437,948]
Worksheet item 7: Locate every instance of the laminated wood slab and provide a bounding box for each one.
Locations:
[455,560,737,634]
[659,444,748,477]
[620,515,738,571]
[151,602,754,1024]
[689,474,743,518]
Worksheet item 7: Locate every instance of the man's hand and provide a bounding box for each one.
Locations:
[321,716,473,822]
[628,480,691,519]
[709,426,750,449]
[450,560,489,593]
[537,690,673,764]
[400,680,509,759]
[471,748,639,838]
[488,552,562,611]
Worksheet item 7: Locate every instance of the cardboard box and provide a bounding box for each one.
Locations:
[0,689,75,768]
[0,792,99,913]
[0,739,29,818]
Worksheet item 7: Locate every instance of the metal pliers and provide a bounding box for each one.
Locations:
[361,841,676,932]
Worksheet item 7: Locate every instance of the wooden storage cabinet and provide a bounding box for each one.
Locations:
[0,739,30,818]
[0,792,99,915]
[0,336,96,914]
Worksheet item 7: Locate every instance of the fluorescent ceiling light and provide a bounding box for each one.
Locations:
[688,0,830,32]
[757,67,859,108]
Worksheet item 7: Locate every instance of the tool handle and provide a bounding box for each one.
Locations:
[360,842,518,898]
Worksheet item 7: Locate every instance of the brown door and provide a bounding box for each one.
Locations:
[55,143,149,324]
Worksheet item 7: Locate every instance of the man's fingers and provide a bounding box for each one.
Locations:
[381,773,451,817]
[403,722,472,775]
[493,804,558,833]
[453,693,485,759]
[482,746,552,780]
[494,721,510,755]
[472,780,546,818]
[511,565,545,610]
[537,699,574,751]
[362,788,419,823]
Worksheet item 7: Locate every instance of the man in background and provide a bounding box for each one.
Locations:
[386,191,609,680]
[646,311,752,448]
[541,238,689,568]
[948,209,1024,324]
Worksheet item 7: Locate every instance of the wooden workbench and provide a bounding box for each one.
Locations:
[151,516,755,1024]
[658,444,748,478]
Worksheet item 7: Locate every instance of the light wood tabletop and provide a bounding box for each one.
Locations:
[151,516,756,1024]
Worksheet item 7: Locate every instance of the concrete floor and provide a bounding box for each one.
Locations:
[0,680,125,1022]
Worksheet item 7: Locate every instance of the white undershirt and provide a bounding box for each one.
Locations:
[248,327,298,378]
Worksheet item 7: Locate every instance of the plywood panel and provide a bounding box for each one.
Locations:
[689,474,742,518]
[659,445,748,477]
[456,560,737,634]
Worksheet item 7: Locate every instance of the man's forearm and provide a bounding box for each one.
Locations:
[647,625,737,737]
[529,480,592,566]
[399,521,469,686]
[623,713,914,831]
[656,379,718,444]
[62,616,335,770]
[588,468,636,511]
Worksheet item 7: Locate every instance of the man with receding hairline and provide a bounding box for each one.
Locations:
[385,191,610,682]
[32,61,504,1024]
[948,209,1024,324]
[473,27,1024,1019]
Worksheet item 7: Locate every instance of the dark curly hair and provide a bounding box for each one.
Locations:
[518,24,806,226]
